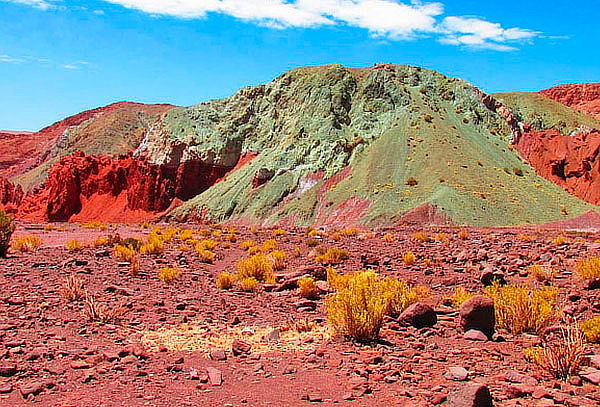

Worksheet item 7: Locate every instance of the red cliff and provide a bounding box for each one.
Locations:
[540,83,600,119]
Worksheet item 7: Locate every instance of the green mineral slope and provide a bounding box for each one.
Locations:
[138,64,596,227]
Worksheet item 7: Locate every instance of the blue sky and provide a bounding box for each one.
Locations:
[1,0,598,131]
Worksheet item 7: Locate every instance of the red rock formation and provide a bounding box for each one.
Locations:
[540,83,600,119]
[18,152,233,222]
[514,128,600,205]
[0,177,24,213]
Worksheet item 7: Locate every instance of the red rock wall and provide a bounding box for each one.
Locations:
[0,177,24,213]
[17,152,233,222]
[514,128,600,205]
[539,83,600,119]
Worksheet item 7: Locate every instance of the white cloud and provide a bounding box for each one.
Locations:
[6,0,543,51]
[0,54,26,63]
[438,16,539,51]
[1,0,54,10]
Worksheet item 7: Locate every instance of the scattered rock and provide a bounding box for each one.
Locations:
[464,330,488,341]
[398,302,437,328]
[460,296,495,338]
[209,350,227,361]
[0,364,17,377]
[447,384,494,407]
[206,367,222,386]
[580,368,600,385]
[445,366,469,381]
[232,340,252,356]
[480,268,506,287]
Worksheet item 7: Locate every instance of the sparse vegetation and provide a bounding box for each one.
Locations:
[236,253,276,283]
[402,251,416,265]
[66,239,85,252]
[575,256,600,281]
[61,275,85,302]
[196,248,216,264]
[0,209,15,257]
[157,267,182,283]
[486,282,559,334]
[11,235,42,253]
[315,248,350,265]
[528,265,555,283]
[298,276,319,299]
[113,244,140,275]
[216,272,236,290]
[580,316,600,343]
[239,276,259,292]
[450,286,474,308]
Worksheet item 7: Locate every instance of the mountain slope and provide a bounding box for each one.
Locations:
[540,83,600,119]
[132,64,595,227]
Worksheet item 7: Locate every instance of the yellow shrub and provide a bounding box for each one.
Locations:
[580,316,600,343]
[307,229,320,237]
[272,228,286,237]
[216,272,236,290]
[80,221,107,231]
[329,232,342,241]
[140,221,150,229]
[94,237,111,247]
[177,229,195,242]
[325,270,397,341]
[236,253,275,283]
[224,233,237,243]
[528,265,555,282]
[450,287,474,308]
[412,232,431,243]
[113,244,139,275]
[43,224,55,231]
[341,228,358,237]
[575,256,600,280]
[434,232,447,242]
[525,326,587,379]
[315,248,350,265]
[198,239,218,250]
[11,235,42,253]
[240,240,256,250]
[516,234,534,242]
[306,238,320,247]
[382,233,395,242]
[240,277,259,292]
[457,230,469,240]
[66,239,84,252]
[267,250,286,271]
[248,245,262,255]
[402,251,416,265]
[211,229,223,238]
[550,235,567,246]
[158,267,181,283]
[199,228,211,237]
[385,279,429,316]
[486,282,558,334]
[298,276,319,299]
[140,235,164,255]
[261,239,277,251]
[197,249,215,264]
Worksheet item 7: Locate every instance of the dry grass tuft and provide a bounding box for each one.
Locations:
[157,267,182,283]
[580,316,600,343]
[450,286,474,308]
[83,296,125,324]
[575,256,600,281]
[113,244,140,275]
[315,248,350,265]
[66,239,85,252]
[216,272,236,290]
[239,277,259,292]
[486,282,559,334]
[196,248,216,264]
[236,253,276,283]
[402,251,416,265]
[528,265,555,283]
[525,325,587,380]
[298,276,319,299]
[11,235,42,253]
[267,250,286,271]
[61,275,86,302]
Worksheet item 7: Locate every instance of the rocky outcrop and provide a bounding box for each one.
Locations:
[514,127,600,205]
[0,177,24,213]
[19,152,233,222]
[540,83,600,119]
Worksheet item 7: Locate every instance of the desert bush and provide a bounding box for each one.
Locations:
[261,239,278,251]
[272,228,286,237]
[382,233,395,242]
[239,277,259,292]
[315,248,350,265]
[525,326,587,379]
[516,234,534,242]
[80,221,107,231]
[450,286,474,308]
[0,209,15,257]
[329,232,342,241]
[528,265,555,283]
[198,239,218,250]
[177,229,195,242]
[341,228,358,237]
[267,250,286,270]
[224,233,237,242]
[326,269,427,340]
[157,267,182,283]
[240,240,256,250]
[140,235,164,255]
[298,276,319,299]
[306,238,320,247]
[307,229,320,238]
[83,296,125,323]
[551,235,567,246]
[11,235,42,253]
[66,239,85,252]
[402,251,416,266]
[412,232,431,243]
[122,237,143,251]
[236,253,275,283]
[216,272,236,290]
[457,229,469,240]
[580,316,600,343]
[486,282,559,334]
[61,275,85,302]
[93,236,111,247]
[575,256,600,281]
[197,248,215,264]
[113,244,140,275]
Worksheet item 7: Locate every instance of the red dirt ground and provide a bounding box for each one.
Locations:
[0,223,599,406]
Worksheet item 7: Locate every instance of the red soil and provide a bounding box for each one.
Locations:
[537,210,600,232]
[395,203,454,226]
[17,152,233,223]
[540,83,600,119]
[514,127,600,205]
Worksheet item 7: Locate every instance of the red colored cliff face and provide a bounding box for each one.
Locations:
[0,177,24,213]
[540,83,600,119]
[514,128,600,205]
[18,152,233,223]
